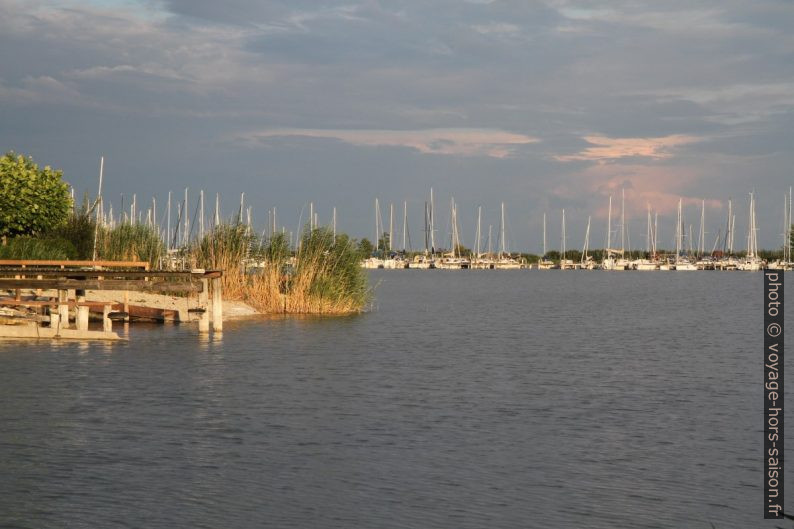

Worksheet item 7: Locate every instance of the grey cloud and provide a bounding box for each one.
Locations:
[0,0,792,250]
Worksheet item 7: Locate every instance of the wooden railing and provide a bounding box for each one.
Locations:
[0,260,149,270]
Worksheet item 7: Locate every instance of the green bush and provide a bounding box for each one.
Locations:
[48,204,96,260]
[0,152,72,237]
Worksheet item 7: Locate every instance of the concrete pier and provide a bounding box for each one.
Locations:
[0,261,224,341]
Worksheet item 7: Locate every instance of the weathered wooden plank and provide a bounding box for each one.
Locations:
[0,270,210,279]
[0,260,148,269]
[0,279,203,292]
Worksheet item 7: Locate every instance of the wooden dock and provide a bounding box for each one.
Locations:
[0,260,223,340]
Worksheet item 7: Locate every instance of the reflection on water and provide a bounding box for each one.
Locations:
[0,271,783,529]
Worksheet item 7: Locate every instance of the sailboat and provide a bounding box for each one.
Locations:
[601,194,627,270]
[737,192,764,271]
[715,198,739,270]
[635,205,659,270]
[493,202,525,269]
[673,198,697,270]
[409,190,435,269]
[580,216,596,269]
[615,189,632,269]
[767,188,791,271]
[437,197,469,269]
[362,198,386,269]
[693,199,715,270]
[538,212,555,269]
[559,209,578,269]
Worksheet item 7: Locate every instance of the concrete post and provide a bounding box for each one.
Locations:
[50,312,60,335]
[58,290,70,329]
[199,278,209,333]
[211,277,223,332]
[76,289,89,331]
[102,304,112,333]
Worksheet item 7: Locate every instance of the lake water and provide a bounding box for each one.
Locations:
[0,270,784,528]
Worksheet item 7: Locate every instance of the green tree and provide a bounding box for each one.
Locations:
[378,232,391,253]
[357,237,374,258]
[0,152,72,237]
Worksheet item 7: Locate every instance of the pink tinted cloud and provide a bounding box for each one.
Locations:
[554,163,723,220]
[240,128,538,158]
[556,134,701,162]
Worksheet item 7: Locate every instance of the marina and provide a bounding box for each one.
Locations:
[360,187,793,271]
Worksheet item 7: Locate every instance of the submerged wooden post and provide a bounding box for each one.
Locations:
[199,278,209,333]
[211,277,222,332]
[102,304,112,333]
[76,289,88,331]
[123,290,130,323]
[58,289,70,329]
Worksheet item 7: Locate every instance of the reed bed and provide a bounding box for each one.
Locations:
[190,223,254,301]
[192,224,370,314]
[96,224,164,268]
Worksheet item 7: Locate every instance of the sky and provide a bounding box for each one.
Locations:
[1,0,793,252]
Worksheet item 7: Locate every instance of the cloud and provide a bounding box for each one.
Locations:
[472,22,521,35]
[237,128,539,158]
[555,134,701,162]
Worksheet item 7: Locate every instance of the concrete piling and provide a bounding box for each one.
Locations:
[102,304,112,333]
[199,278,210,333]
[212,277,223,332]
[58,289,70,329]
[76,289,89,331]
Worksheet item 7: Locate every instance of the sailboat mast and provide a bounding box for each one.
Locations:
[182,188,188,246]
[424,202,429,253]
[402,201,407,252]
[450,198,457,258]
[500,202,506,258]
[199,190,204,239]
[582,215,591,263]
[476,206,482,257]
[676,198,682,265]
[747,192,754,258]
[698,199,705,258]
[91,156,104,261]
[621,188,625,254]
[389,203,394,252]
[561,209,566,263]
[167,191,171,249]
[374,198,380,252]
[543,212,547,256]
[786,186,791,263]
[215,193,220,228]
[429,188,435,254]
[653,211,658,257]
[607,195,612,252]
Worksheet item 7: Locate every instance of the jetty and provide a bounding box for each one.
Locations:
[0,260,223,341]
